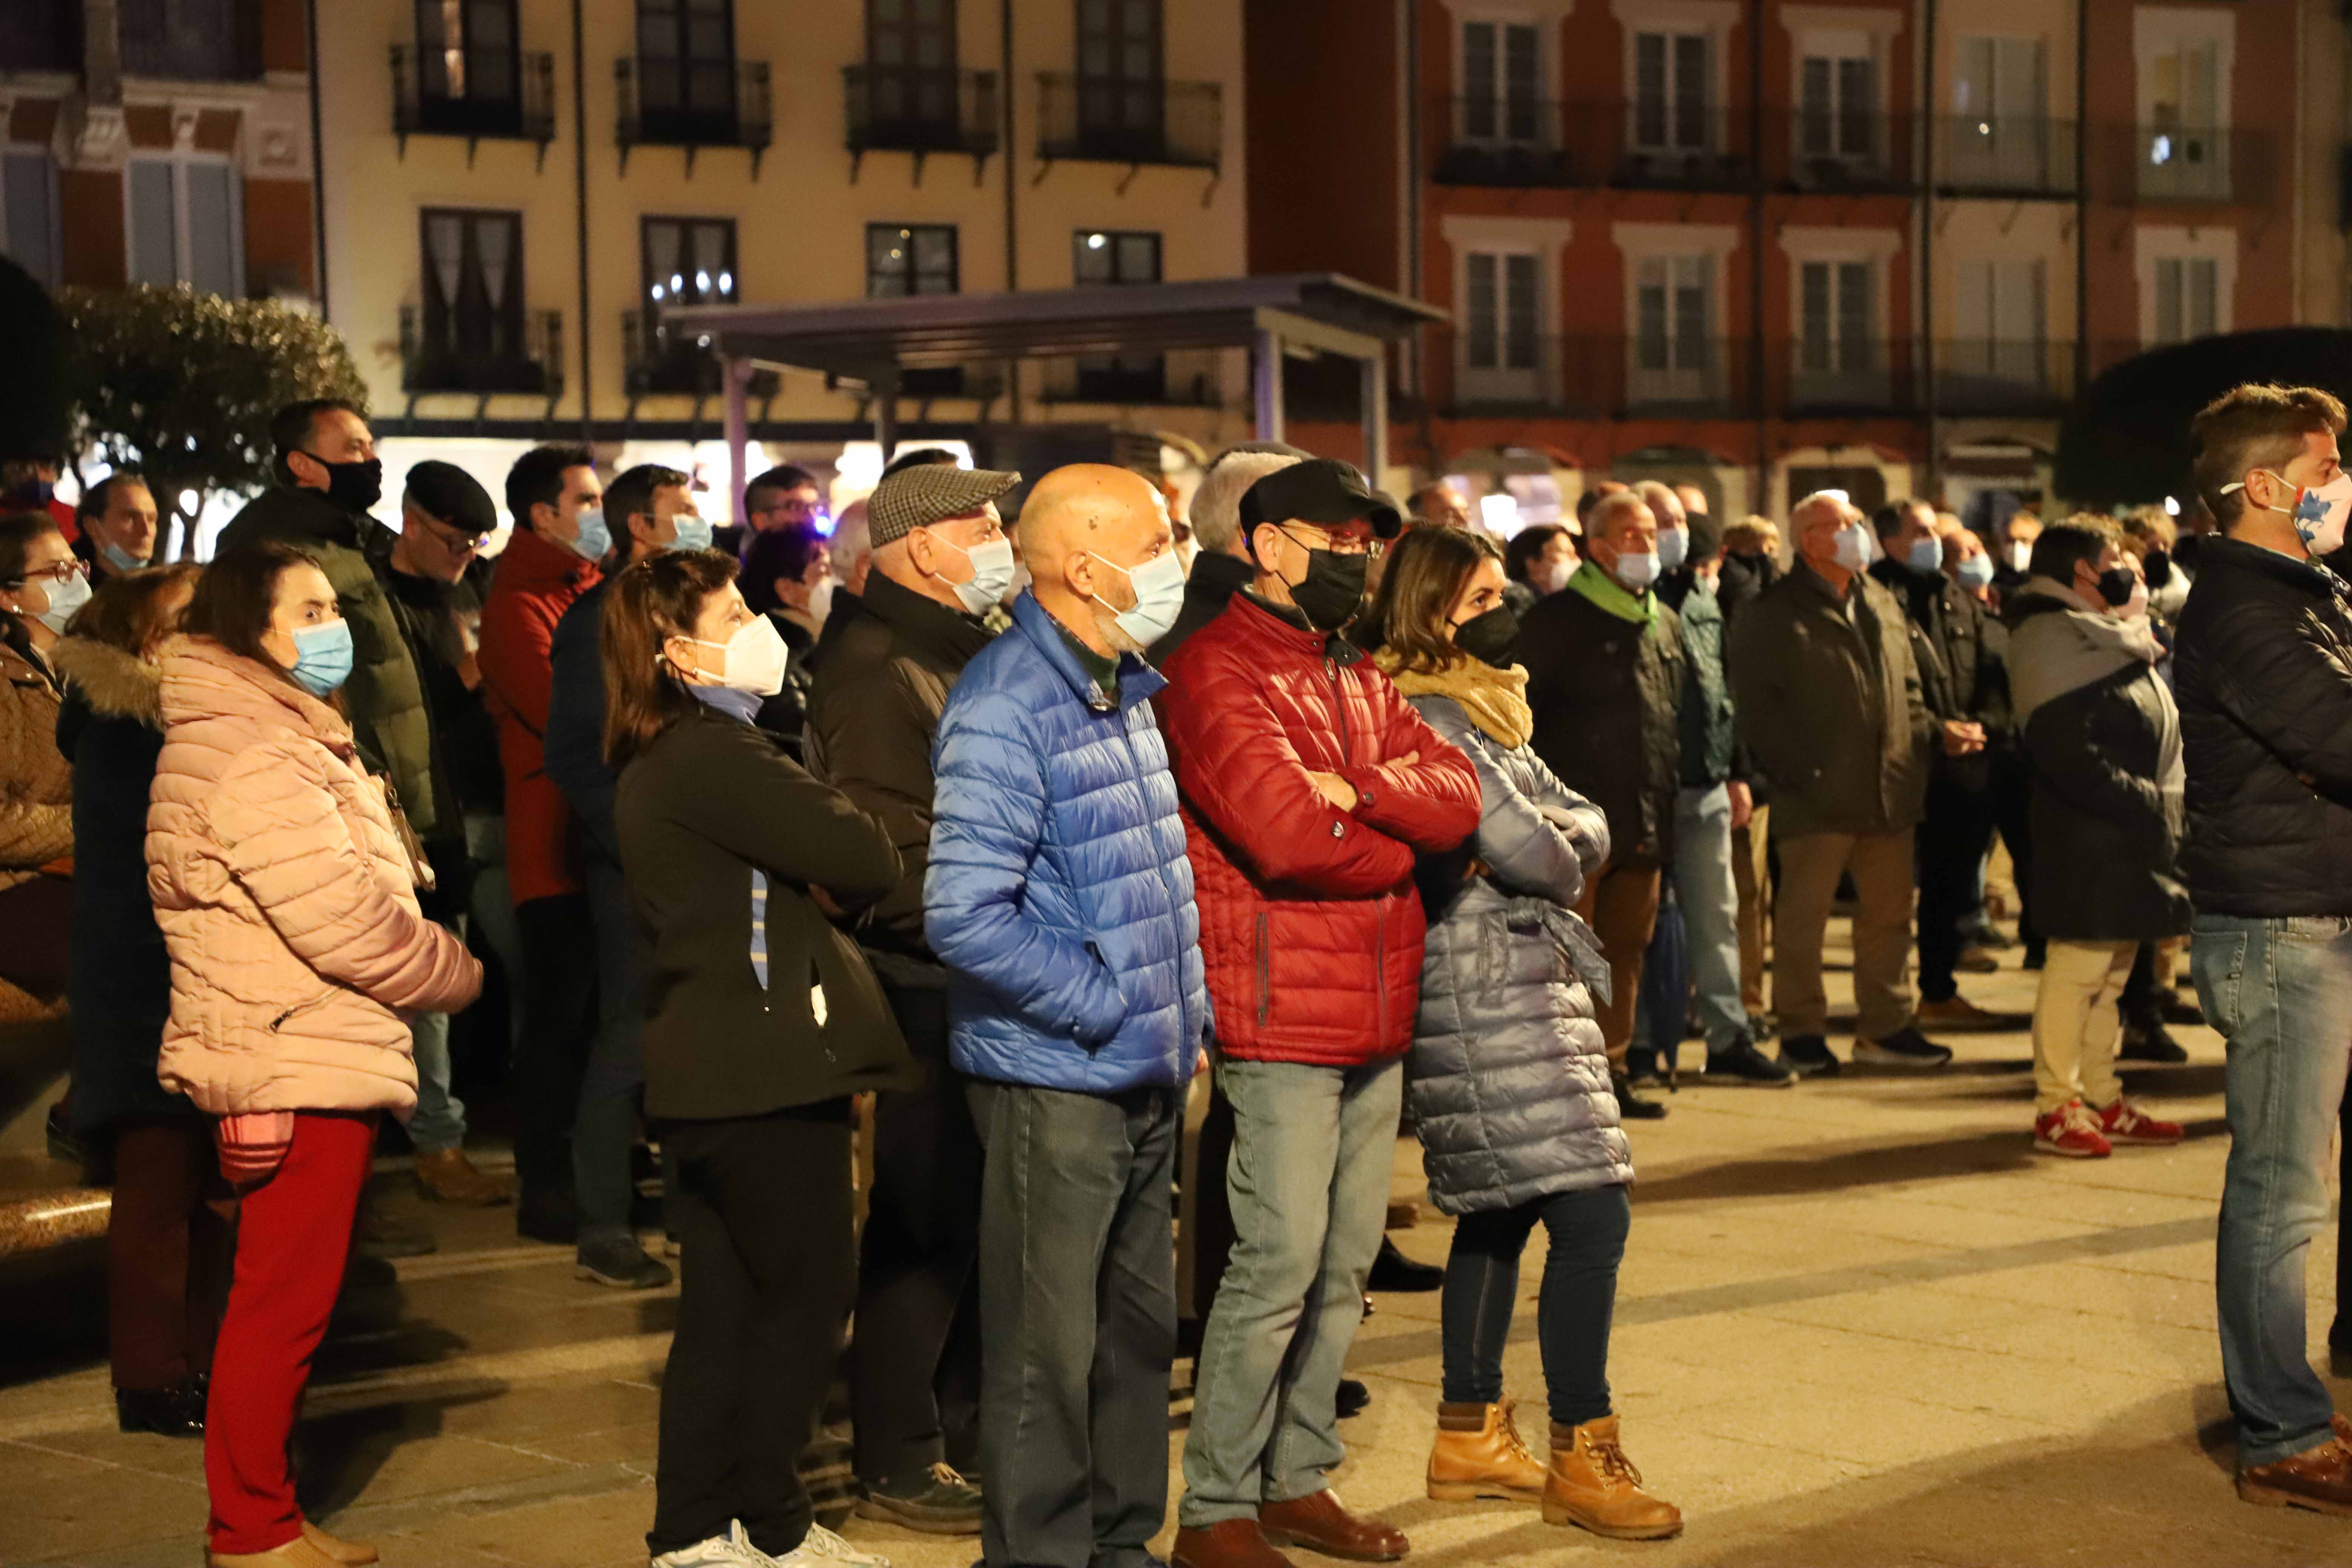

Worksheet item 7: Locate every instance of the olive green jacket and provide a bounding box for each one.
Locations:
[215,486,438,837]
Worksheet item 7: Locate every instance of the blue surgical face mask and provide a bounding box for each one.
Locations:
[1907,535,1945,573]
[1956,554,1995,591]
[1611,549,1661,593]
[1832,522,1873,573]
[289,618,355,697]
[100,541,150,574]
[665,512,714,554]
[570,507,611,562]
[1655,527,1689,570]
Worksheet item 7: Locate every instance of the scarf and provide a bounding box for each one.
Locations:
[2006,577,2164,726]
[1564,559,1654,625]
[1374,649,1533,750]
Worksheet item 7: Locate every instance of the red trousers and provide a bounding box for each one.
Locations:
[204,1110,376,1555]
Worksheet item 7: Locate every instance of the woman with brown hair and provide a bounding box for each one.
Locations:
[52,565,225,1438]
[1361,525,1681,1542]
[149,541,481,1567]
[0,510,84,1014]
[602,548,913,1568]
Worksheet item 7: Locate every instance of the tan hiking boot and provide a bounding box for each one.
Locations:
[415,1148,514,1206]
[2237,1432,2352,1516]
[300,1520,378,1564]
[1542,1415,1683,1540]
[1427,1396,1546,1503]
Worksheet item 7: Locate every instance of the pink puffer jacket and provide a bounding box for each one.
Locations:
[147,637,481,1117]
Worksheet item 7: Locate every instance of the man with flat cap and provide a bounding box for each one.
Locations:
[805,458,1021,1534]
[1160,458,1480,1568]
[366,461,513,1205]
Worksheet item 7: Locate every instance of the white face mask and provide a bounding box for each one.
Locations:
[2007,540,2034,574]
[2121,577,2150,620]
[682,614,788,697]
[29,565,92,634]
[1088,550,1188,649]
[1832,522,1874,573]
[931,530,1017,616]
[1536,557,1576,595]
[804,576,835,627]
[2243,470,2352,558]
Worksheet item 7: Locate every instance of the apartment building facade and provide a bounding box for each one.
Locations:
[1251,0,2326,527]
[314,0,1250,516]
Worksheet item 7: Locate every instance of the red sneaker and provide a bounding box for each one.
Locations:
[2097,1098,2184,1146]
[2034,1100,2112,1159]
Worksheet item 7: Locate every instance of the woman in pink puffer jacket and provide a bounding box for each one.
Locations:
[148,541,479,1568]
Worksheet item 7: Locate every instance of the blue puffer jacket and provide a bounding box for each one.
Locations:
[1398,682,1631,1214]
[926,591,1210,1092]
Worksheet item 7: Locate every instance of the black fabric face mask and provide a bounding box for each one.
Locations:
[2144,548,2172,590]
[306,454,384,513]
[1260,531,1368,632]
[1450,605,1521,669]
[2096,566,2138,608]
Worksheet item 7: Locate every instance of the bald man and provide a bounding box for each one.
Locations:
[926,464,1210,1568]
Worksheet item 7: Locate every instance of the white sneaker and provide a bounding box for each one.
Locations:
[652,1521,782,1567]
[777,1522,890,1568]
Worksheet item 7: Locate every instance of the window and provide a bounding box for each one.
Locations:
[1073,229,1162,398]
[1952,258,2046,383]
[0,149,58,290]
[637,0,735,120]
[417,0,519,106]
[118,0,255,81]
[866,0,958,131]
[420,208,525,363]
[867,223,958,296]
[2145,37,2222,198]
[1074,228,1160,286]
[645,216,737,307]
[1464,251,1539,373]
[1632,253,1715,403]
[1076,0,1163,149]
[1461,20,1539,144]
[126,153,242,297]
[1950,36,2048,187]
[1799,40,1876,164]
[1798,260,1872,375]
[2153,257,2217,345]
[1632,31,1709,152]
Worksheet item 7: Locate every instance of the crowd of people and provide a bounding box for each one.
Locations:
[4,377,2352,1568]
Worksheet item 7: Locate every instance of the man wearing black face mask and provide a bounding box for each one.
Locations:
[217,400,436,851]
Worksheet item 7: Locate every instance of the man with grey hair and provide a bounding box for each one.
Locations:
[830,499,874,597]
[1149,442,1310,666]
[1729,492,1946,1078]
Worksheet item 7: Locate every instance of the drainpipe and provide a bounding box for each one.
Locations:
[2073,0,2088,398]
[1920,0,1939,500]
[1749,0,1765,516]
[1001,0,1020,429]
[1407,0,1433,474]
[304,0,327,319]
[572,0,592,444]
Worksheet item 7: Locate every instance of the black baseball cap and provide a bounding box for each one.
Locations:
[404,460,498,540]
[1236,457,1404,540]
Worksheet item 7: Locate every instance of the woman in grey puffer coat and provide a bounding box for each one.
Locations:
[1365,526,1680,1542]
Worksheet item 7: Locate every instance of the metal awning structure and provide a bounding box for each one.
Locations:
[662,273,1446,509]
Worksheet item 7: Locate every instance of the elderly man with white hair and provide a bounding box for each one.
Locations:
[1726,492,1948,1078]
[1149,442,1311,666]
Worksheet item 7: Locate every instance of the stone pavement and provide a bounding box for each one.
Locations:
[1,922,2345,1568]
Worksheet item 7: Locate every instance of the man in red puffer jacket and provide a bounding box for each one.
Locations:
[1162,459,1480,1568]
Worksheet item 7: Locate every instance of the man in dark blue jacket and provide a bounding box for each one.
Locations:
[927,464,1209,1568]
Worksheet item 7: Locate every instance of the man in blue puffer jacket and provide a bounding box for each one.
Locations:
[926,464,1210,1568]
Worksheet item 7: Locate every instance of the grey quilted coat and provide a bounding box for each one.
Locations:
[1404,693,1632,1215]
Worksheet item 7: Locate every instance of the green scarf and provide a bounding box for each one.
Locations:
[1565,559,1655,625]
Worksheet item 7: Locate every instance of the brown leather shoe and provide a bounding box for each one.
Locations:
[1172,1519,1296,1568]
[208,1534,345,1567]
[1427,1397,1545,1503]
[1259,1490,1408,1561]
[2238,1433,2352,1516]
[299,1521,378,1565]
[415,1148,514,1207]
[1916,995,2001,1029]
[1542,1415,1683,1540]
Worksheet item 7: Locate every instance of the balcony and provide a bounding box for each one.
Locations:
[400,306,563,398]
[1433,96,1576,187]
[1040,349,1224,407]
[844,64,999,173]
[2108,123,2269,205]
[391,46,556,162]
[1781,110,1914,193]
[118,0,260,81]
[1936,116,2078,197]
[1936,338,2076,414]
[1428,331,1757,418]
[623,311,778,400]
[617,57,772,173]
[1035,73,1221,174]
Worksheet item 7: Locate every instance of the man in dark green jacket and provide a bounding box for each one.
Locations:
[215,399,437,839]
[804,460,1014,1533]
[1729,490,1945,1078]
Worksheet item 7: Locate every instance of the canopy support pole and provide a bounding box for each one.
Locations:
[723,356,750,530]
[1254,325,1284,443]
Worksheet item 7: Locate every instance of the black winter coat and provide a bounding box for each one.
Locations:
[51,637,190,1131]
[1870,559,2011,791]
[2006,597,2190,942]
[2174,537,2352,917]
[1150,550,1253,666]
[1520,579,1686,867]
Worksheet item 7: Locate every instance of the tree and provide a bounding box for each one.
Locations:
[60,285,368,559]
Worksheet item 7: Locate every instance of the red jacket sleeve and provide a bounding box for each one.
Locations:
[1161,649,1415,896]
[1337,674,1481,851]
[479,589,559,738]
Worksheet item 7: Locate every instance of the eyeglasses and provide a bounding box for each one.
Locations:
[1279,524,1381,559]
[15,560,86,587]
[420,516,491,552]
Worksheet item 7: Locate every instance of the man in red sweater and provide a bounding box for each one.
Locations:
[479,444,604,1242]
[1161,460,1479,1568]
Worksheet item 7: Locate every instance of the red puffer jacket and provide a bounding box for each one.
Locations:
[1158,593,1479,1067]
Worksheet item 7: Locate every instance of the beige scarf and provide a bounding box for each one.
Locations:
[1374,650,1533,750]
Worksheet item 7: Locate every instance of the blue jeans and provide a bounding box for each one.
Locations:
[2192,913,2352,1468]
[407,911,468,1153]
[1179,1056,1401,1528]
